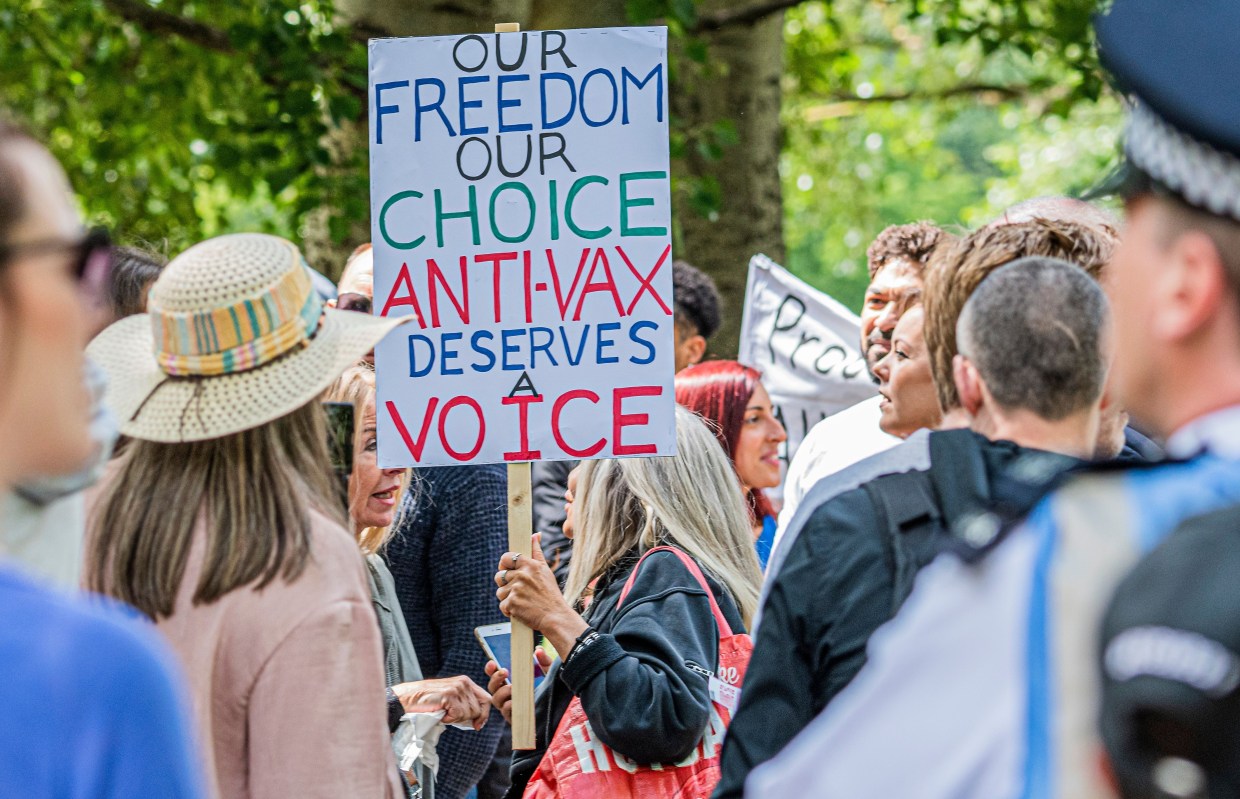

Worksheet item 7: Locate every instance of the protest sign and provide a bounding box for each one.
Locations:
[368,27,676,469]
[738,255,877,473]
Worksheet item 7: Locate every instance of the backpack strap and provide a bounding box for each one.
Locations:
[863,472,941,613]
[618,545,734,638]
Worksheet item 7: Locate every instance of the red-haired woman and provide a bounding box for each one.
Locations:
[675,361,787,568]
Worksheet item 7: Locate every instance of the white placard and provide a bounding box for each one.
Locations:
[368,28,675,467]
[738,255,878,472]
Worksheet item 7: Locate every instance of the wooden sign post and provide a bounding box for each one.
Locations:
[496,24,536,753]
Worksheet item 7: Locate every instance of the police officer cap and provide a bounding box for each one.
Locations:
[1096,0,1240,219]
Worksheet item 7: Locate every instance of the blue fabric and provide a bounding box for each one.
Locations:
[1021,455,1240,797]
[755,514,776,570]
[385,466,509,799]
[0,564,203,798]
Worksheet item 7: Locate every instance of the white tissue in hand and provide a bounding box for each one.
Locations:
[392,710,476,775]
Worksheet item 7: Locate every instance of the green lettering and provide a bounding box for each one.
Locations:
[565,175,611,240]
[434,186,481,248]
[379,190,425,250]
[619,171,668,237]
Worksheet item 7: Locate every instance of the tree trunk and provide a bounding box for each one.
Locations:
[329,0,785,356]
[673,4,786,357]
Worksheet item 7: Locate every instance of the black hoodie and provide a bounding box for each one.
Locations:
[714,429,1080,799]
[507,547,745,798]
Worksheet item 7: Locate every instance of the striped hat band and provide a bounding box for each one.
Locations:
[151,261,323,377]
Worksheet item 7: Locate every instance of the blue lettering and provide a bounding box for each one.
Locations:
[580,68,618,127]
[628,320,658,365]
[621,65,664,124]
[440,332,464,375]
[560,325,591,366]
[529,326,558,368]
[596,322,621,364]
[374,80,409,144]
[414,78,455,142]
[458,75,490,136]
[540,72,576,129]
[470,330,496,372]
[497,74,533,133]
[408,335,435,378]
[501,328,525,371]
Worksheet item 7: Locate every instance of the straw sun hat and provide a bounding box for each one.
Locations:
[88,233,407,443]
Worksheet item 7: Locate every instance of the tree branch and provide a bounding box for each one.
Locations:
[830,82,1033,103]
[800,83,1044,121]
[103,0,233,53]
[693,0,808,32]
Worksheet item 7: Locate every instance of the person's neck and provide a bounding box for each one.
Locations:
[937,407,971,430]
[971,406,1096,459]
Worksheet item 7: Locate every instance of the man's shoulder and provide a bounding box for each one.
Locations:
[801,431,933,511]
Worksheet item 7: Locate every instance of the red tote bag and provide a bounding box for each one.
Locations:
[524,546,753,799]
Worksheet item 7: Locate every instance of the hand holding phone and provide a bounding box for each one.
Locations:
[475,622,547,687]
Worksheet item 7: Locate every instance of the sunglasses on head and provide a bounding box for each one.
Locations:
[0,226,113,293]
[336,292,372,315]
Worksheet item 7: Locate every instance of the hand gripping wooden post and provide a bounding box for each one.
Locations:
[496,23,537,753]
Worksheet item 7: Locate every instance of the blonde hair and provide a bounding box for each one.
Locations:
[563,405,763,627]
[324,364,410,554]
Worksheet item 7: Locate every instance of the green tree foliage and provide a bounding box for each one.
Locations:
[782,0,1119,306]
[1,0,364,252]
[1,0,1115,296]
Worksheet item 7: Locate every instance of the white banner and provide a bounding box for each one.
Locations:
[738,255,877,472]
[368,27,676,468]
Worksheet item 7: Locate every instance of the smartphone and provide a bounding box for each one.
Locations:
[322,402,354,515]
[476,622,546,688]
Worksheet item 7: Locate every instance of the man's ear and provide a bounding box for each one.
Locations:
[684,334,707,367]
[953,354,984,416]
[1159,230,1229,343]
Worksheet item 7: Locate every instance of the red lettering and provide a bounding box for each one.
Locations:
[426,256,470,327]
[502,394,544,461]
[474,251,519,323]
[438,396,486,461]
[522,250,534,324]
[548,248,590,321]
[573,248,625,322]
[612,386,662,456]
[379,262,426,327]
[617,244,673,316]
[552,390,605,458]
[386,398,438,461]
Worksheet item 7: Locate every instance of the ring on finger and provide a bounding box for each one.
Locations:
[502,569,510,585]
[512,553,521,567]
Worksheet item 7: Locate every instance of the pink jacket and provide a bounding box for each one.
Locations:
[86,487,400,799]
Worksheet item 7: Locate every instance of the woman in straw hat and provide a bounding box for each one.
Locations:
[86,232,408,799]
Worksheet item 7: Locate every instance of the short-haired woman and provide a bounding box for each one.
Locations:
[485,406,763,797]
[674,360,788,568]
[86,233,408,798]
